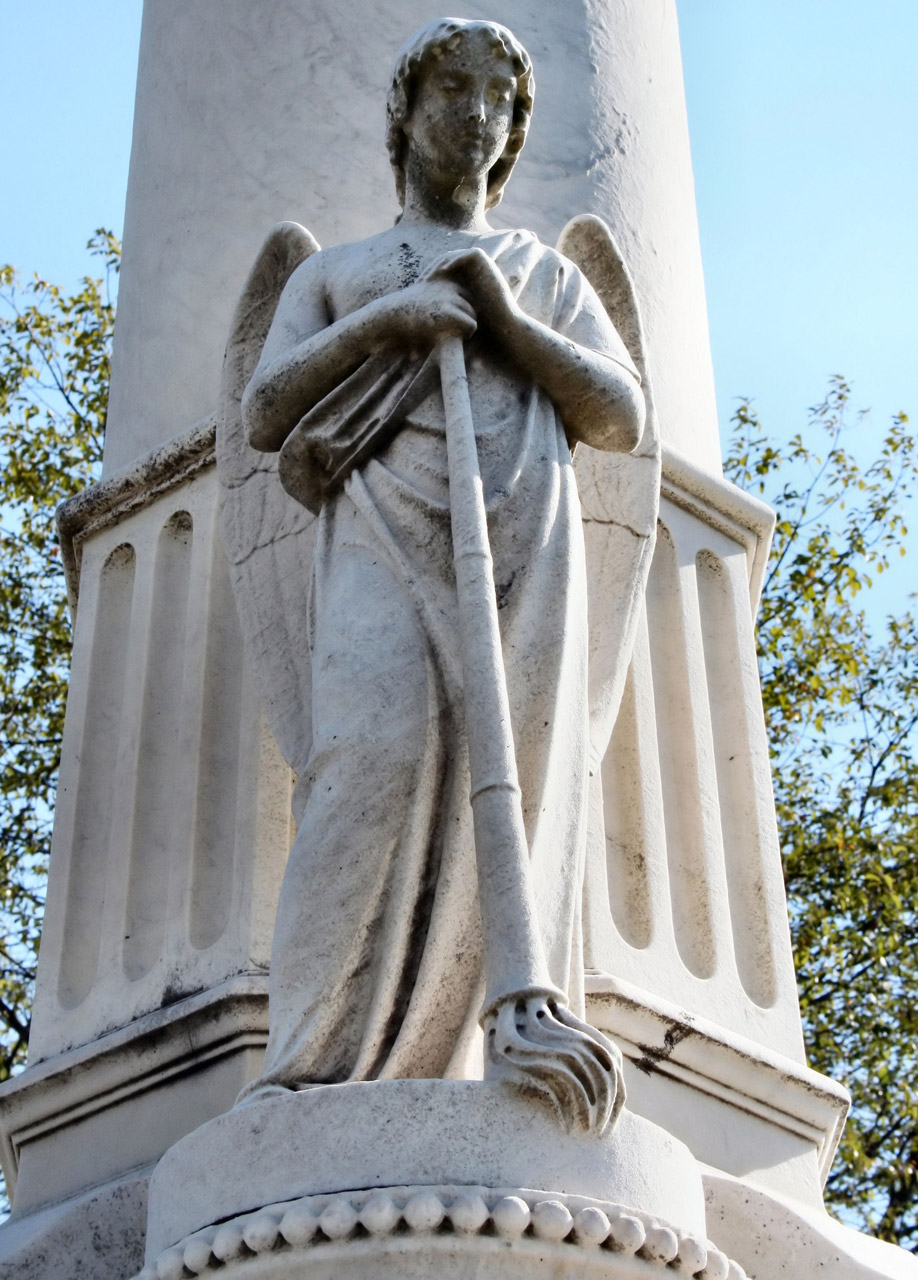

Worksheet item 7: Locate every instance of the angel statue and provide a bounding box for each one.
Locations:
[219,17,660,1135]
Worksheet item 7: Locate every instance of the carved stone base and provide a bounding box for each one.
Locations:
[145,1080,704,1252]
[139,1079,743,1277]
[0,1168,148,1280]
[137,1183,743,1279]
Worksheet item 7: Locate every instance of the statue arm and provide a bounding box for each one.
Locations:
[243,255,475,453]
[431,247,645,454]
[501,312,645,453]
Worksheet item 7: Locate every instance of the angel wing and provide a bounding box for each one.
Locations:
[217,221,321,786]
[556,214,662,772]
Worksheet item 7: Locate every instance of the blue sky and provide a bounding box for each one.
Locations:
[680,2,916,449]
[2,2,915,601]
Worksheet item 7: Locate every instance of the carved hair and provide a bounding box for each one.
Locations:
[386,17,534,211]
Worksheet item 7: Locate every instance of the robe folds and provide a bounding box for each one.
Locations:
[251,228,637,1093]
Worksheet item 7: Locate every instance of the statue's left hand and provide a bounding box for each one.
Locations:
[431,245,644,453]
[427,248,520,338]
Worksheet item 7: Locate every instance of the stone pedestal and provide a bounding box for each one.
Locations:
[140,1194,726,1280]
[137,1085,741,1280]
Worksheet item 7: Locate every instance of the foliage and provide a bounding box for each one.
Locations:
[0,233,116,1083]
[725,378,918,1250]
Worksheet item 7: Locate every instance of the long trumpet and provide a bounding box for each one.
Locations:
[438,332,623,1135]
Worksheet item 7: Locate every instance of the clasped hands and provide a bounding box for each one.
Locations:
[380,248,521,355]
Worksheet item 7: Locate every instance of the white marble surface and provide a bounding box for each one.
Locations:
[705,1172,918,1280]
[144,1083,706,1257]
[105,0,719,475]
[140,1183,732,1279]
[23,466,291,1066]
[0,1173,148,1280]
[220,20,654,1126]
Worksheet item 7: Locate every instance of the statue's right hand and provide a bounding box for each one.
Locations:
[376,279,476,350]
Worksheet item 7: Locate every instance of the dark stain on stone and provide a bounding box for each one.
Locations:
[632,1019,693,1076]
[398,242,422,289]
[495,572,515,610]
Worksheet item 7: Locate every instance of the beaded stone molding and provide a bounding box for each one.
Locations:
[136,1185,745,1279]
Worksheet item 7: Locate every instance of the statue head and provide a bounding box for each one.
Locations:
[386,17,534,211]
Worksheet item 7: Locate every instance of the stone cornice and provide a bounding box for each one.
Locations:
[0,974,268,1202]
[585,973,849,1185]
[56,425,774,617]
[56,416,217,617]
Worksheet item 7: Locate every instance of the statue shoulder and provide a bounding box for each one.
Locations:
[279,239,339,301]
[487,226,582,280]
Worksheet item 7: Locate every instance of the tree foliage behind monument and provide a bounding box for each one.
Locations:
[725,384,918,1251]
[0,233,115,1081]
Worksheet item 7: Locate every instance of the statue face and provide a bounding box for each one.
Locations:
[404,29,517,189]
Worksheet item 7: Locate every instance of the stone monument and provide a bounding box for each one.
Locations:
[0,4,915,1279]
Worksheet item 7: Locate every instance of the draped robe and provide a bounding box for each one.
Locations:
[250,227,638,1093]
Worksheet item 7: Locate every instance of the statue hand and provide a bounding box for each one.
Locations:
[376,278,476,351]
[427,248,519,336]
